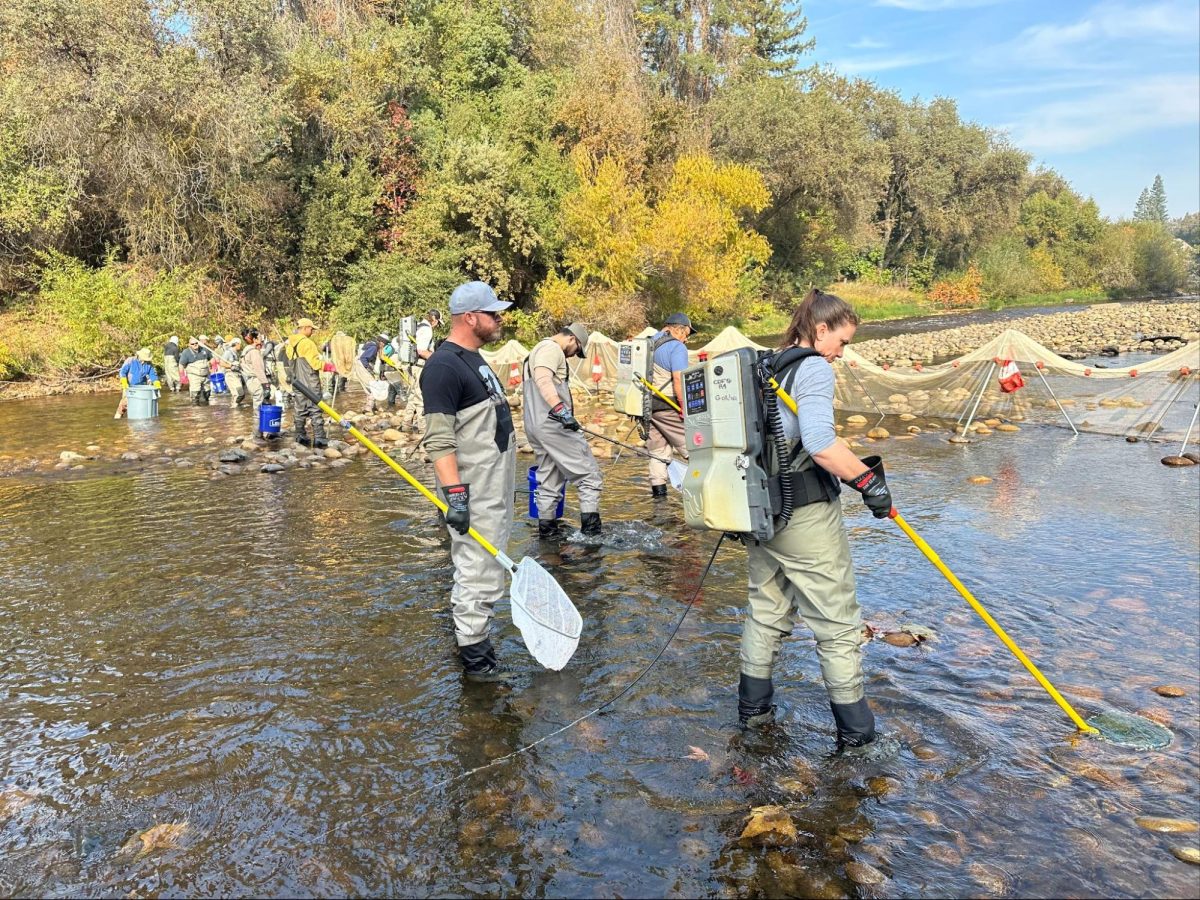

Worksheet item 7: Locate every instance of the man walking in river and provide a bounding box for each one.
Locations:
[522,322,604,539]
[179,337,213,405]
[420,282,514,682]
[285,318,328,448]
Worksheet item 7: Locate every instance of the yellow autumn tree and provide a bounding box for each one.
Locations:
[642,154,772,321]
[561,149,651,293]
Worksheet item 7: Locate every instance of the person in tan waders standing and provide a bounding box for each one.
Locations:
[419,282,515,682]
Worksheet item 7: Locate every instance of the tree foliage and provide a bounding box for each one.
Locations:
[0,0,1193,378]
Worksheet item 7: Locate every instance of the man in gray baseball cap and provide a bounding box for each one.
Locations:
[522,321,604,539]
[420,280,517,681]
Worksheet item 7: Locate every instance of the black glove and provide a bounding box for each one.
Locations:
[548,402,581,431]
[442,483,470,535]
[845,455,892,519]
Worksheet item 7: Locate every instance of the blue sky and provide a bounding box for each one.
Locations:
[803,0,1200,219]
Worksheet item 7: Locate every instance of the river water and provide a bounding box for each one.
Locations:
[1,390,1198,898]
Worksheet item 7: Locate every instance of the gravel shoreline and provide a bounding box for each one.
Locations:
[852,301,1200,366]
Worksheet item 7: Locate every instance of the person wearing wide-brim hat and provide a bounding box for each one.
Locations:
[420,281,516,682]
[522,322,604,539]
[115,347,161,418]
[645,312,695,498]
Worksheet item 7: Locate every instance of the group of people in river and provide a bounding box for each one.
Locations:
[114,280,895,753]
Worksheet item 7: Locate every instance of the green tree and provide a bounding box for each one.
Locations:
[1133,175,1168,223]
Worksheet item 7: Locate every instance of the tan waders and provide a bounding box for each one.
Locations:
[647,409,687,487]
[163,357,181,391]
[184,360,210,403]
[741,497,875,746]
[522,339,603,530]
[438,395,516,648]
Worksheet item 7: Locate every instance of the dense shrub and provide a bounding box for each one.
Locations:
[927,265,983,309]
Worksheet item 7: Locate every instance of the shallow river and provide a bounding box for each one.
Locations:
[1,391,1198,898]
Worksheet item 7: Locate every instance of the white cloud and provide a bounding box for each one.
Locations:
[1009,74,1199,152]
[1011,1,1198,67]
[833,51,953,74]
[876,0,1003,9]
[850,37,889,49]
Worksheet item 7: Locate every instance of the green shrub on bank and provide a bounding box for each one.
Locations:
[332,251,463,338]
[0,253,252,378]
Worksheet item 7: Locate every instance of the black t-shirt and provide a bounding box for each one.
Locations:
[163,341,179,361]
[420,341,514,450]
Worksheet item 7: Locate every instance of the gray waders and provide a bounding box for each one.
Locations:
[437,395,516,649]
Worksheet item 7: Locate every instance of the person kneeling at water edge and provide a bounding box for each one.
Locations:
[739,289,894,753]
[523,322,604,539]
[420,281,516,682]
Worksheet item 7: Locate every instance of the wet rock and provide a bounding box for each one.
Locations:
[261,463,285,474]
[968,475,993,484]
[1170,846,1200,864]
[59,450,86,463]
[120,451,140,461]
[175,458,194,468]
[906,425,922,434]
[218,448,248,463]
[382,428,404,442]
[1183,452,1200,464]
[948,435,971,444]
[1161,455,1196,467]
[217,463,242,476]
[120,822,188,857]
[739,805,798,846]
[974,426,992,435]
[323,447,342,459]
[995,423,1020,432]
[866,427,890,439]
[898,413,917,421]
[1153,685,1187,698]
[1135,816,1198,833]
[329,458,351,468]
[86,444,101,453]
[984,418,1001,427]
[846,414,868,426]
[881,632,919,647]
[844,860,887,885]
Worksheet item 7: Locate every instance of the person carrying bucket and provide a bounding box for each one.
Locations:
[737,289,894,754]
[522,322,604,539]
[646,312,693,499]
[284,318,328,448]
[419,282,515,682]
[179,337,213,405]
[353,334,388,413]
[114,348,161,419]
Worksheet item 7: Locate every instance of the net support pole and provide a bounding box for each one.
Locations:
[611,419,640,465]
[959,361,996,437]
[1034,365,1078,436]
[956,362,993,428]
[844,360,888,427]
[1180,398,1200,456]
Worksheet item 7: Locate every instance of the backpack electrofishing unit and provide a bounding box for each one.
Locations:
[397,315,417,365]
[679,347,837,543]
[613,337,652,418]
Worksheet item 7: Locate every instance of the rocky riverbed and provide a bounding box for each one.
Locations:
[853,301,1200,366]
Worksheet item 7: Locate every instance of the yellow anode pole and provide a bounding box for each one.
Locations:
[639,376,681,413]
[770,378,1097,734]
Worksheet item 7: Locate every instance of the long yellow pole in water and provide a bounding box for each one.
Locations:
[769,377,1098,734]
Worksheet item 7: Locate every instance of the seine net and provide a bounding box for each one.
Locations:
[511,556,583,671]
[831,330,1200,443]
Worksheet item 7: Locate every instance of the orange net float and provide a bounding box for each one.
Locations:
[1036,360,1045,370]
[913,362,923,372]
[952,360,960,368]
[1130,369,1138,378]
[1084,368,1092,376]
[882,363,890,371]
[1181,366,1192,376]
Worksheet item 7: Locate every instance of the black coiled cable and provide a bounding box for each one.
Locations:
[763,378,794,523]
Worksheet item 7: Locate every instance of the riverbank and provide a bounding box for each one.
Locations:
[850,300,1199,366]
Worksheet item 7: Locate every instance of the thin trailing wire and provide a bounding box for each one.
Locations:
[332,533,727,837]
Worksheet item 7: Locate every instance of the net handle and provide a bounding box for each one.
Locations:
[290,378,514,572]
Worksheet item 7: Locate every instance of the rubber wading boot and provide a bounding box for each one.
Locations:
[651,484,668,499]
[580,512,602,536]
[538,518,561,540]
[830,698,877,752]
[459,639,508,683]
[295,431,312,447]
[738,673,777,729]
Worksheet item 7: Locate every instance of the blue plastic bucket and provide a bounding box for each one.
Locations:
[528,465,566,519]
[210,371,227,393]
[258,404,282,434]
[126,385,159,420]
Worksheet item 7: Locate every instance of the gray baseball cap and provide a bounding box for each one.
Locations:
[449,281,512,315]
[564,323,589,356]
[664,312,695,334]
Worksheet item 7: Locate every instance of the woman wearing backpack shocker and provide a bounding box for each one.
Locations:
[739,289,894,753]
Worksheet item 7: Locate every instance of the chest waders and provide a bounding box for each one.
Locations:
[522,341,604,532]
[438,348,517,650]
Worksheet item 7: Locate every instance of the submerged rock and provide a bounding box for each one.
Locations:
[845,860,887,885]
[1161,455,1196,467]
[260,463,285,474]
[866,427,890,439]
[218,448,248,463]
[1134,816,1198,834]
[1170,846,1200,865]
[59,450,86,463]
[995,423,1021,432]
[968,475,993,484]
[120,452,140,461]
[1153,685,1188,698]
